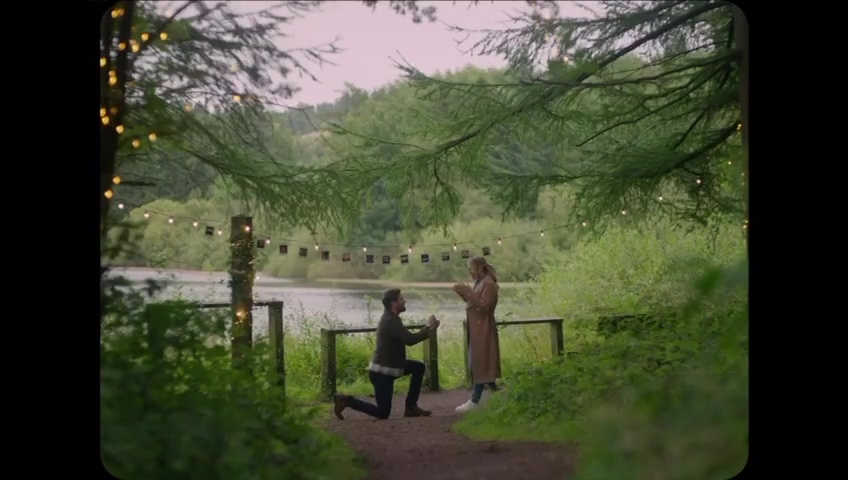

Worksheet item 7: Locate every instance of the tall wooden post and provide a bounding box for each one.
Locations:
[422,327,440,392]
[267,302,285,391]
[145,304,169,363]
[230,214,254,369]
[549,319,564,357]
[320,329,337,399]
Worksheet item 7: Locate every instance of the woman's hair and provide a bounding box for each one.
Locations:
[468,256,498,283]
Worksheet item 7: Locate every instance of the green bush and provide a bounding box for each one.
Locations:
[100,275,364,480]
[455,221,748,478]
[573,262,748,480]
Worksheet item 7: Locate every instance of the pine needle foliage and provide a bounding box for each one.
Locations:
[331,0,746,236]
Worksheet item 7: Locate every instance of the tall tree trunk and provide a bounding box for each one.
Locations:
[101,2,134,355]
[733,6,749,259]
[100,1,134,243]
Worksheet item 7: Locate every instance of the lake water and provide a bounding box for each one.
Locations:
[110,267,497,337]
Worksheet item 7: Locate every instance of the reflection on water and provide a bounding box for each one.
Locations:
[109,267,470,336]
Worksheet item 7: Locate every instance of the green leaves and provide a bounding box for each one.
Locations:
[101,277,365,479]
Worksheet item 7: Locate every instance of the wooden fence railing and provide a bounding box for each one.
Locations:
[462,317,564,386]
[145,300,570,400]
[320,325,439,400]
[145,300,286,392]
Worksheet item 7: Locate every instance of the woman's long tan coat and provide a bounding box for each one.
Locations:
[464,276,502,384]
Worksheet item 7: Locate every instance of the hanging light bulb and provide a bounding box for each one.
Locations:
[217,229,223,235]
[408,245,412,253]
[265,238,271,245]
[497,238,502,245]
[540,230,545,236]
[168,217,174,224]
[314,243,319,250]
[243,225,250,232]
[118,203,124,209]
[143,212,150,219]
[453,243,457,251]
[362,246,367,252]
[192,220,198,227]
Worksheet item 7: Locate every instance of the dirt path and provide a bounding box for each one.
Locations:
[323,388,576,480]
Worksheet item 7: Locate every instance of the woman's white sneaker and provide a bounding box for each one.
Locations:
[455,400,478,413]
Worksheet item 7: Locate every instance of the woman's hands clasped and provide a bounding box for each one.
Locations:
[453,282,471,297]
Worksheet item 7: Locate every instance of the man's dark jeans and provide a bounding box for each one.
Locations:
[346,360,425,419]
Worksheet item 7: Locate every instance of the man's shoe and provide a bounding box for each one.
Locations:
[403,405,432,417]
[333,394,351,420]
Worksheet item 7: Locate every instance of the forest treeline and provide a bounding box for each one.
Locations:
[109,66,582,281]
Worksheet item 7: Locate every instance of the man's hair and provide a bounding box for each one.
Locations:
[382,288,402,310]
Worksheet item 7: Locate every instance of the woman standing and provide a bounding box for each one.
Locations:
[452,256,502,413]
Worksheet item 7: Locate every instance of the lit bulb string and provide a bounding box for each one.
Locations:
[110,199,582,251]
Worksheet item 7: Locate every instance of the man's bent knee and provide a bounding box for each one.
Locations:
[407,360,425,373]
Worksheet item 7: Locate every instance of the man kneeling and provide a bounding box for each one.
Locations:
[334,288,440,420]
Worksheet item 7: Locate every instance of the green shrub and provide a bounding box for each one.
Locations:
[455,220,748,478]
[573,262,748,480]
[100,275,364,480]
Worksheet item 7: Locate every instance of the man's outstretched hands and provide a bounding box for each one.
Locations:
[427,314,440,329]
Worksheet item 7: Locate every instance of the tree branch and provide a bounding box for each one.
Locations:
[411,1,728,163]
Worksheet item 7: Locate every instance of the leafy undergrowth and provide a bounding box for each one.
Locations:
[454,223,748,479]
[100,276,365,480]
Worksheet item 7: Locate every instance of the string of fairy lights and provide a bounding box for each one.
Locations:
[108,199,587,264]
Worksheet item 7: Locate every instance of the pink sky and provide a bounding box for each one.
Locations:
[228,1,587,106]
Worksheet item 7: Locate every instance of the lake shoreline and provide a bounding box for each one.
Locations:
[111,267,534,290]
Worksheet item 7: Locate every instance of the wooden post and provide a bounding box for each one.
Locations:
[267,302,285,391]
[230,214,254,369]
[320,329,337,399]
[462,320,472,387]
[422,326,440,392]
[550,319,564,357]
[145,304,169,362]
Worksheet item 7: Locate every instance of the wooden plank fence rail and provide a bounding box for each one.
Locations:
[462,317,565,387]
[320,325,439,400]
[145,300,286,392]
